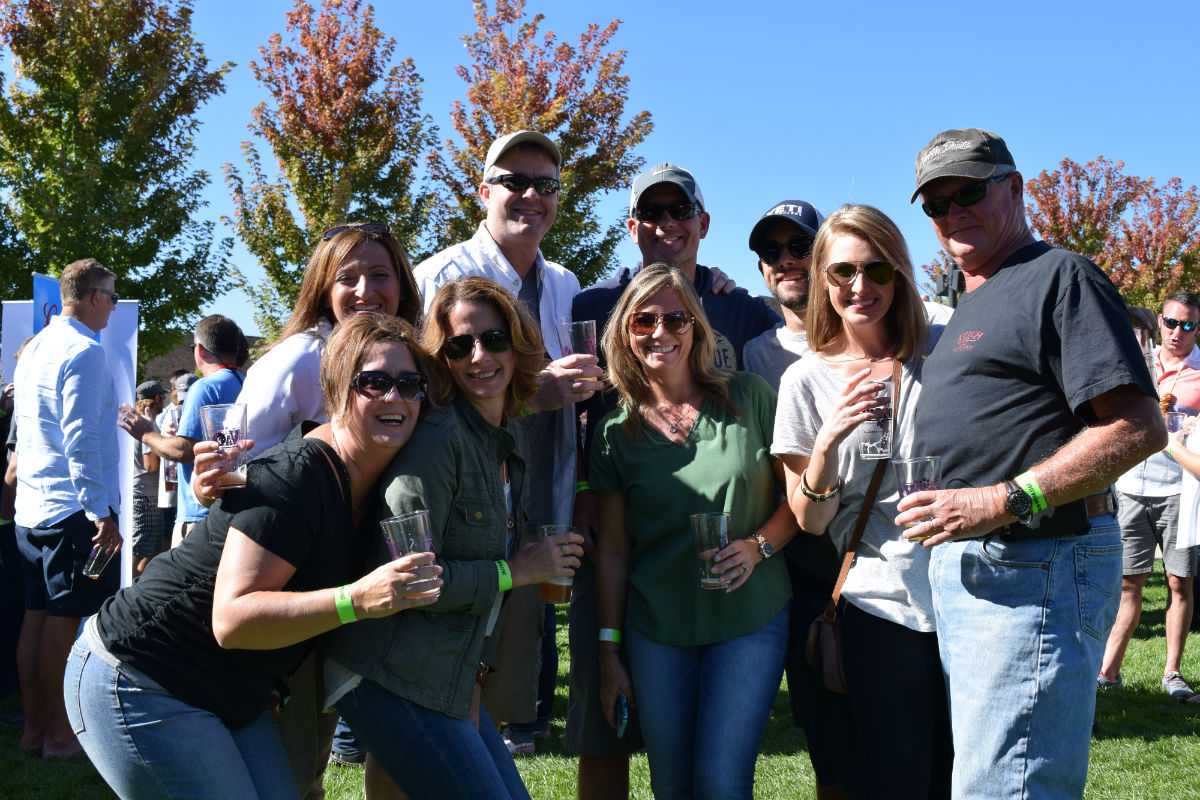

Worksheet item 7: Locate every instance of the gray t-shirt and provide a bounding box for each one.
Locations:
[133,438,157,498]
[773,354,935,632]
[743,324,809,392]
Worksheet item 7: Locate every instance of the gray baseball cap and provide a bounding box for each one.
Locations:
[136,381,168,400]
[911,128,1016,202]
[748,200,824,251]
[484,130,562,171]
[629,163,706,217]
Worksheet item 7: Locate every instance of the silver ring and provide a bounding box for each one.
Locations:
[560,544,570,555]
[927,517,938,530]
[741,563,748,574]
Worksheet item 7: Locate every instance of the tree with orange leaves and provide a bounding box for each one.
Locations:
[224,0,437,334]
[428,0,653,288]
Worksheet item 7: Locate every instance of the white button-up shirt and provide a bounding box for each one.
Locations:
[13,315,120,527]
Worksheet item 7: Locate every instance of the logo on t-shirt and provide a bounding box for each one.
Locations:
[713,330,738,370]
[954,331,984,352]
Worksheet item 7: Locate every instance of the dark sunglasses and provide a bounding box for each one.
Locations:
[1162,316,1200,333]
[756,235,815,265]
[351,370,426,402]
[485,173,561,196]
[323,223,391,241]
[825,260,896,287]
[632,201,702,223]
[920,174,1009,218]
[93,288,119,305]
[442,328,513,361]
[628,310,695,336]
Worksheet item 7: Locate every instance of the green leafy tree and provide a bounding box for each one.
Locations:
[224,0,438,337]
[428,0,653,288]
[0,0,233,359]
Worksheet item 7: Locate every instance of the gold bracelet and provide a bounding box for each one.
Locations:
[799,469,841,502]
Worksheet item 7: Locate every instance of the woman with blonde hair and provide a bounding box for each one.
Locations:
[773,203,951,799]
[592,263,795,799]
[325,277,581,800]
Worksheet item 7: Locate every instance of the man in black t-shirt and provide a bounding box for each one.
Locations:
[896,129,1164,799]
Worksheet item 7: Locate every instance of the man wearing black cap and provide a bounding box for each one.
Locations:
[896,128,1165,798]
[566,164,780,799]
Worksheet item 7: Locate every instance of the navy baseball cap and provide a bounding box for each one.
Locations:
[748,200,824,251]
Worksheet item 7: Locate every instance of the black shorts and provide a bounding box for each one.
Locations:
[17,509,119,617]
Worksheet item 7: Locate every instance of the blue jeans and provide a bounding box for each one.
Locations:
[625,604,788,800]
[930,516,1121,799]
[64,632,295,799]
[337,678,529,800]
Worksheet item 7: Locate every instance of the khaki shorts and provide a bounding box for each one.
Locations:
[1116,490,1198,577]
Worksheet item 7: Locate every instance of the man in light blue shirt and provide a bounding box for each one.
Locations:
[13,258,122,758]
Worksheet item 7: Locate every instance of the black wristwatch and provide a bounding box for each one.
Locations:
[1004,480,1034,526]
[752,533,774,560]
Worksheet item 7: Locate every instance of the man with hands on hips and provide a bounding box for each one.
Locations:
[895,128,1164,799]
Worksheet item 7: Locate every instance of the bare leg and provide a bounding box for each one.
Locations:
[16,609,45,752]
[365,753,409,800]
[39,614,81,758]
[1164,573,1194,675]
[578,753,630,800]
[1100,574,1147,680]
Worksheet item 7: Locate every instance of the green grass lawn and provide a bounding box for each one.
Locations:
[3,568,1198,799]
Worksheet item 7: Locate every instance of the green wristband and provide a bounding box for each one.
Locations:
[334,585,356,625]
[599,628,622,643]
[1014,471,1048,515]
[0,517,11,526]
[496,560,513,593]
[1167,441,1179,457]
[576,480,591,494]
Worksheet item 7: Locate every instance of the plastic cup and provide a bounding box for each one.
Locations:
[537,524,576,603]
[1167,412,1188,434]
[380,511,439,599]
[199,403,248,488]
[892,457,941,541]
[81,544,118,579]
[858,381,893,460]
[557,319,597,358]
[690,512,731,590]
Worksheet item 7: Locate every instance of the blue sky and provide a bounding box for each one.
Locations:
[178,1,1197,334]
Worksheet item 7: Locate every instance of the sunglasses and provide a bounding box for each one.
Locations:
[628,310,695,336]
[94,288,119,305]
[756,235,815,265]
[442,328,513,361]
[825,260,896,287]
[920,174,1010,218]
[632,201,702,223]
[351,370,427,403]
[1162,316,1199,333]
[485,173,561,196]
[323,223,390,241]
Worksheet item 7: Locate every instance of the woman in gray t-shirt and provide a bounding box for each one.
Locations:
[772,204,952,800]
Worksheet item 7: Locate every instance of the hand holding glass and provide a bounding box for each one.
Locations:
[199,403,249,488]
[859,382,892,460]
[558,319,597,359]
[691,512,732,590]
[537,523,577,603]
[893,457,941,541]
[380,511,440,599]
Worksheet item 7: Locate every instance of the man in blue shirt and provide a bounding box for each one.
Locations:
[13,258,122,758]
[119,315,247,544]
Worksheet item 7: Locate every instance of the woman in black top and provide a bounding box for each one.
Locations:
[65,314,443,800]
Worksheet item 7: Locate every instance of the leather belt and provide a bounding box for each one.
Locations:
[998,490,1115,541]
[1084,491,1116,518]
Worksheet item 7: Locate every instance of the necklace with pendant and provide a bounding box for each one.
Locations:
[653,390,700,434]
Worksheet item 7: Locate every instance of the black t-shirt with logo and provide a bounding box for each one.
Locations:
[96,433,373,729]
[914,242,1155,534]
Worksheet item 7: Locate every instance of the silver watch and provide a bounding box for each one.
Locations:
[753,533,774,560]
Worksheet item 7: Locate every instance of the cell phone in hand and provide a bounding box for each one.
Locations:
[616,692,629,738]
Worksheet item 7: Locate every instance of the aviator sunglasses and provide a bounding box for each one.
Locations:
[756,235,815,265]
[485,173,561,196]
[632,201,702,223]
[351,370,427,403]
[920,174,1010,219]
[825,260,896,287]
[442,328,513,361]
[627,310,696,336]
[1162,316,1200,333]
[322,222,391,241]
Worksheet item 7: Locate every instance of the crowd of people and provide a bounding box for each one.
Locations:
[0,125,1193,800]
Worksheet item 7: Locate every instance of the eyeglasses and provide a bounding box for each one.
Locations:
[824,260,896,287]
[756,235,815,265]
[627,310,695,336]
[93,288,119,305]
[351,370,426,402]
[920,174,1010,218]
[442,328,513,361]
[1162,316,1199,333]
[632,201,702,223]
[322,223,391,241]
[485,173,561,196]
